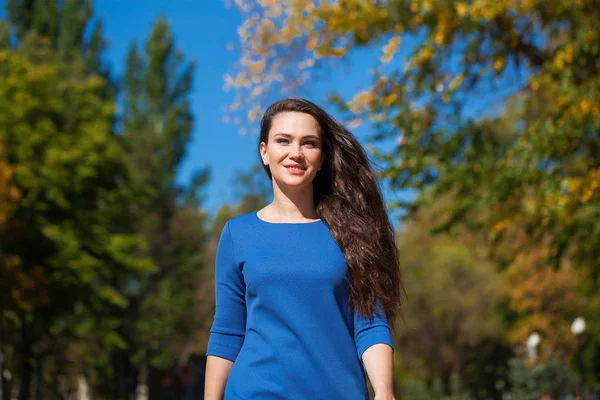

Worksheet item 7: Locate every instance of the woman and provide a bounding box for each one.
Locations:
[205,98,402,400]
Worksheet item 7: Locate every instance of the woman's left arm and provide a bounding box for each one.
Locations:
[362,343,395,400]
[354,304,395,400]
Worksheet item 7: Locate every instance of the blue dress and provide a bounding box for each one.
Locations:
[207,211,393,399]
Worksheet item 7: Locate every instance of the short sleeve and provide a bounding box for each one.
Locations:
[206,222,247,361]
[353,303,394,361]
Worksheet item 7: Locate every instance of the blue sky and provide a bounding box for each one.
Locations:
[93,0,265,211]
[1,0,406,217]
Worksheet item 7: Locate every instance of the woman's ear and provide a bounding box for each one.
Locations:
[259,142,269,166]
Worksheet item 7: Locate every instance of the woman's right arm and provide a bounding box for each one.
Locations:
[204,222,247,399]
[204,356,234,399]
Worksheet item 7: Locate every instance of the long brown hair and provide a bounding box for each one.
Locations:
[258,98,402,328]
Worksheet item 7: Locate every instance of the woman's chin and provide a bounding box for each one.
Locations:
[274,175,315,190]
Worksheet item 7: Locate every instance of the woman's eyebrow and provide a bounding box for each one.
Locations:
[302,135,320,141]
[273,132,320,140]
[273,132,292,138]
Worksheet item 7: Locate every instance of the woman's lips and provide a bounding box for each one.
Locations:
[285,165,306,175]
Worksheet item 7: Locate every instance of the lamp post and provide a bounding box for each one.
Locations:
[526,332,541,364]
[571,317,586,337]
[571,317,586,399]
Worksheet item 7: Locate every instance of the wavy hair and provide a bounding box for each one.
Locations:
[258,98,402,328]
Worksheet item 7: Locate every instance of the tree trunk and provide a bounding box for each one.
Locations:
[111,346,138,400]
[0,342,4,400]
[17,320,32,400]
[34,356,44,400]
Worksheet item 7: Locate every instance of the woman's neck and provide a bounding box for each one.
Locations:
[266,183,318,221]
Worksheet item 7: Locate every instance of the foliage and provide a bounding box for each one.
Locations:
[1,2,211,396]
[503,240,587,359]
[6,0,108,76]
[0,36,154,399]
[229,1,600,387]
[395,195,508,397]
[94,15,212,398]
[123,16,201,201]
[506,358,577,400]
[402,375,474,400]
[0,36,153,321]
[0,141,28,312]
[228,0,600,284]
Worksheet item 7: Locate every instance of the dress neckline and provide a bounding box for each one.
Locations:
[254,211,322,225]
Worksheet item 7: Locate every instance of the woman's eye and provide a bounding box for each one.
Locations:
[276,139,289,144]
[304,141,317,147]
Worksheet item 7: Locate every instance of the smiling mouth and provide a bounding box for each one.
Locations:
[285,166,307,171]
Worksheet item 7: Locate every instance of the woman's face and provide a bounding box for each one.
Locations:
[260,112,323,192]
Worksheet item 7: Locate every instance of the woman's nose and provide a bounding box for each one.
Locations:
[289,144,303,158]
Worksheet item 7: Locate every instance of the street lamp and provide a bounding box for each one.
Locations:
[526,332,541,364]
[571,317,586,337]
[571,317,586,399]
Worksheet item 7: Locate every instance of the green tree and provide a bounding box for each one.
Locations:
[229,0,600,386]
[106,16,210,399]
[0,141,22,400]
[0,38,153,400]
[396,195,507,398]
[6,0,108,76]
[227,0,600,279]
[507,358,577,400]
[503,240,587,360]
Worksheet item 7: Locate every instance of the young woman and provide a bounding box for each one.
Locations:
[205,98,402,400]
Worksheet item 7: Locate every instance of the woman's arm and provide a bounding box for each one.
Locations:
[362,343,395,400]
[205,222,247,399]
[204,356,234,400]
[353,304,395,399]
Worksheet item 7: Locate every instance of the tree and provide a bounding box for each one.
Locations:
[395,195,507,398]
[227,0,599,281]
[507,358,577,400]
[0,38,153,400]
[6,0,108,76]
[0,141,22,400]
[503,241,586,360]
[108,16,210,399]
[228,1,600,386]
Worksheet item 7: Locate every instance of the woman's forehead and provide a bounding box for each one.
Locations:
[270,112,320,137]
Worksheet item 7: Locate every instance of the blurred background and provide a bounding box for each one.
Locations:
[0,0,598,399]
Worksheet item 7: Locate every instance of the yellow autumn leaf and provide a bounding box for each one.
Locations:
[493,57,505,72]
[349,91,374,113]
[381,35,401,64]
[447,73,464,92]
[579,99,592,114]
[383,92,398,106]
[261,18,276,32]
[248,60,266,75]
[307,35,318,51]
[434,30,445,46]
[247,105,261,121]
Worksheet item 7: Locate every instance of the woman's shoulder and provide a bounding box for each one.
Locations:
[225,210,261,233]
